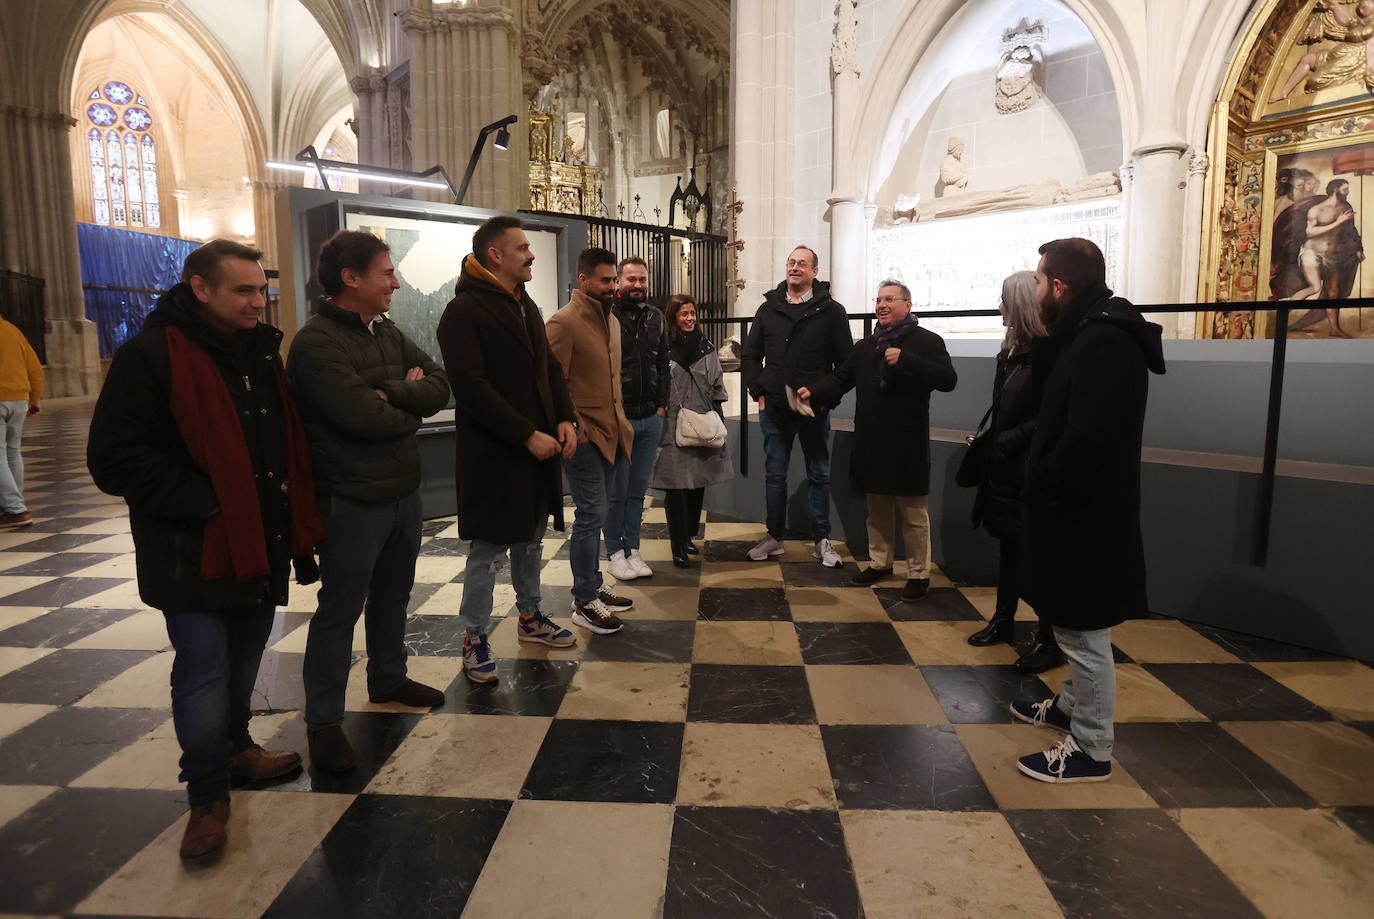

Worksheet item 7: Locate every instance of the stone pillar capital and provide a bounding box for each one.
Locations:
[398,6,514,35]
[1,103,76,129]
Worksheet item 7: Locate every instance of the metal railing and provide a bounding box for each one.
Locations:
[523,211,730,347]
[704,299,1358,569]
[0,270,47,364]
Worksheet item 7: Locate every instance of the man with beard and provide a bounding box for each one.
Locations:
[1286,178,1363,337]
[437,216,580,684]
[604,256,670,581]
[288,231,452,773]
[1009,237,1165,784]
[547,248,636,635]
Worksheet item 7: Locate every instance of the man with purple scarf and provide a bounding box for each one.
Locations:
[800,280,956,600]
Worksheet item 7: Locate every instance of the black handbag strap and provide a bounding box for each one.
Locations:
[972,404,993,437]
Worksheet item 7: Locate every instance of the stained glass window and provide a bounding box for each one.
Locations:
[85,82,160,228]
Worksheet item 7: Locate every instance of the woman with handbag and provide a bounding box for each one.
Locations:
[966,271,1064,674]
[651,295,734,567]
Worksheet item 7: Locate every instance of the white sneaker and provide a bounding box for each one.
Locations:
[747,535,785,561]
[606,550,638,581]
[627,548,653,578]
[813,538,841,568]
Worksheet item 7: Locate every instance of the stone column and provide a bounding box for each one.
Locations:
[1124,141,1189,307]
[0,104,100,395]
[826,0,865,314]
[349,72,387,167]
[401,3,525,209]
[730,0,796,314]
[250,179,291,271]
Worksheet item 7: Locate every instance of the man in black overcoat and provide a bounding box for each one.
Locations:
[1009,238,1165,784]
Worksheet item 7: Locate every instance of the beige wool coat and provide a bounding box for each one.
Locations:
[546,289,634,464]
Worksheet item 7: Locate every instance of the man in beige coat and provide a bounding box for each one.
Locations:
[546,247,636,634]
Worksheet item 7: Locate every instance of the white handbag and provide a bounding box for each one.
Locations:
[674,370,727,448]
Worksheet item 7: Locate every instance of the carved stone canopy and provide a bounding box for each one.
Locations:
[996,20,1046,114]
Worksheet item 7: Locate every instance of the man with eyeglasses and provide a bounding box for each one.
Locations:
[800,280,956,599]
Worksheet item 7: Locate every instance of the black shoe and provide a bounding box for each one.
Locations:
[901,577,930,602]
[685,542,699,555]
[849,566,894,586]
[368,678,445,708]
[671,543,691,568]
[968,617,1015,646]
[307,725,355,773]
[1014,641,1066,674]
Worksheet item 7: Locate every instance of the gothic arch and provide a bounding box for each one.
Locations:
[538,0,729,55]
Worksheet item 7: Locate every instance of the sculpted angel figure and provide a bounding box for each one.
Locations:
[1269,0,1374,103]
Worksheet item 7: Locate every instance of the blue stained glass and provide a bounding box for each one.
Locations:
[103,81,133,104]
[123,107,152,130]
[136,95,147,105]
[87,103,117,126]
[89,89,100,100]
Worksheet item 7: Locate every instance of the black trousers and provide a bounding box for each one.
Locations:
[995,536,1056,643]
[664,487,705,547]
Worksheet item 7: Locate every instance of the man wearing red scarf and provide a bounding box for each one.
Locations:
[89,240,326,864]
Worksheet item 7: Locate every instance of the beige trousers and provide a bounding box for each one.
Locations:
[865,493,931,577]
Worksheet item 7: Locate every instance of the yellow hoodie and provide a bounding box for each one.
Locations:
[0,318,43,403]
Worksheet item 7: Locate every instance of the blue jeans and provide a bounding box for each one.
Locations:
[564,441,625,605]
[1051,625,1116,761]
[605,413,663,555]
[459,519,547,636]
[759,410,832,541]
[0,400,27,514]
[163,605,276,806]
[303,492,421,729]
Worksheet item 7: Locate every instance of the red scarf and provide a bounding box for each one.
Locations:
[165,325,327,582]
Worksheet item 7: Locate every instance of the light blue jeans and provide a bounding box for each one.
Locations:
[458,519,547,637]
[604,413,663,556]
[0,400,27,514]
[1051,625,1116,761]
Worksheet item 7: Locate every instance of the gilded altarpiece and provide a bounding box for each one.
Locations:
[527,107,604,217]
[1201,0,1374,339]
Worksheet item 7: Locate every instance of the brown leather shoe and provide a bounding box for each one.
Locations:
[231,745,302,780]
[0,512,32,528]
[368,678,445,708]
[179,799,230,863]
[307,724,355,773]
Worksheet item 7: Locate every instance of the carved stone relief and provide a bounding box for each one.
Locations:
[996,22,1046,114]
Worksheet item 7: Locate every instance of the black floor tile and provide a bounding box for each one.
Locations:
[821,723,996,811]
[686,664,817,724]
[664,807,863,919]
[521,719,683,803]
[404,581,444,615]
[0,551,118,576]
[876,586,983,621]
[1187,623,1345,662]
[1114,721,1316,808]
[252,650,307,713]
[0,648,153,706]
[794,621,914,665]
[0,705,168,784]
[0,606,137,648]
[444,659,577,716]
[0,787,186,914]
[1333,806,1374,847]
[264,794,510,919]
[418,537,467,557]
[584,620,696,662]
[420,518,454,538]
[778,561,853,587]
[0,576,129,607]
[0,532,110,553]
[697,587,791,621]
[403,614,469,656]
[1005,809,1265,919]
[701,540,758,562]
[626,562,702,588]
[267,710,422,795]
[1144,663,1332,721]
[920,665,1052,723]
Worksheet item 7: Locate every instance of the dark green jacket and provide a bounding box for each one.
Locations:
[286,300,450,502]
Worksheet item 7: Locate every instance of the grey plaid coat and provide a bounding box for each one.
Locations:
[650,337,734,490]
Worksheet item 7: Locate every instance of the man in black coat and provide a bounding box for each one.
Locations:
[436,216,579,684]
[287,231,452,773]
[1009,237,1165,785]
[740,246,853,567]
[800,280,956,600]
[88,240,325,862]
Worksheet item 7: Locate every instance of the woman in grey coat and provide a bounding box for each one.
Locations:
[651,295,734,567]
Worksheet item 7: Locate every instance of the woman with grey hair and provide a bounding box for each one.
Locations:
[966,271,1064,673]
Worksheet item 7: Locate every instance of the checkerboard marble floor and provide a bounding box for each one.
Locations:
[3,400,1374,918]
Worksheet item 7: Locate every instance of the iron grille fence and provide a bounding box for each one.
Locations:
[0,270,47,364]
[523,211,730,348]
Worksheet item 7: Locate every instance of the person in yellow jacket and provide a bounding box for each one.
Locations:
[0,317,42,527]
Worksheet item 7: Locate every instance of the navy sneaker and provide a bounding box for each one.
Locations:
[1009,695,1072,733]
[1017,734,1112,784]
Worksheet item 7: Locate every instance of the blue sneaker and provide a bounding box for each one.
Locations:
[517,612,576,648]
[1017,734,1112,784]
[462,633,498,683]
[1009,695,1072,733]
